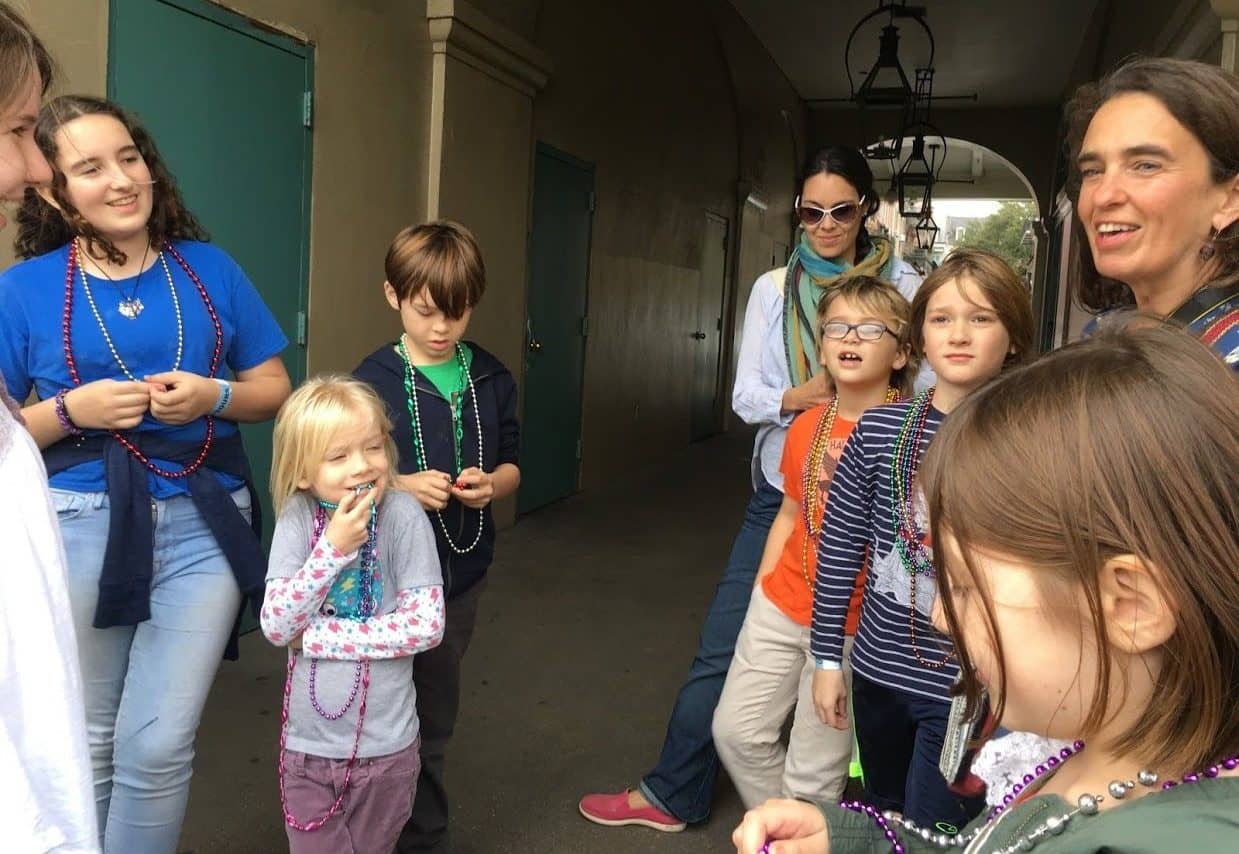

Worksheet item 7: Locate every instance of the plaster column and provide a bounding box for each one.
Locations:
[425,0,551,525]
[1211,0,1239,70]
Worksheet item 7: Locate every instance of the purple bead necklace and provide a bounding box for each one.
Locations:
[759,739,1239,853]
[276,492,381,832]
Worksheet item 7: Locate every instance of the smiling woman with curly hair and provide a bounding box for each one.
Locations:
[0,93,292,853]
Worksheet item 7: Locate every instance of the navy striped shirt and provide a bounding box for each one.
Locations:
[809,400,959,702]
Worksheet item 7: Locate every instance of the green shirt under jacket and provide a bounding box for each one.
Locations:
[819,776,1239,852]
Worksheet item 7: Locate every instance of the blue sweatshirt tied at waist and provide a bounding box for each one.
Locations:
[43,431,264,659]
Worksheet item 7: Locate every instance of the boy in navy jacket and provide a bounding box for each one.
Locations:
[354,221,520,853]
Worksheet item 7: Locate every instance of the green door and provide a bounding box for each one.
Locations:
[109,0,312,543]
[518,144,593,514]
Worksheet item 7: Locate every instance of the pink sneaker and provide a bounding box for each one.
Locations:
[578,789,687,832]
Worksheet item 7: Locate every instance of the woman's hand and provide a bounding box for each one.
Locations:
[733,799,830,854]
[63,379,150,431]
[812,669,849,729]
[452,467,494,509]
[324,488,374,554]
[781,371,834,414]
[399,471,453,511]
[145,371,219,425]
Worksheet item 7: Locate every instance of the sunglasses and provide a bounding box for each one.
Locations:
[796,196,867,228]
[820,320,893,341]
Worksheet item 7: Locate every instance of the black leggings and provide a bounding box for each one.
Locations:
[851,673,985,831]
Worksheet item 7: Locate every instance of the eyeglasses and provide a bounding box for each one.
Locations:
[820,320,893,341]
[795,196,866,228]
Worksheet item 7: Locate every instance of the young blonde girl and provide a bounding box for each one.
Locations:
[735,323,1239,852]
[261,376,444,853]
[713,277,915,808]
[810,250,1036,829]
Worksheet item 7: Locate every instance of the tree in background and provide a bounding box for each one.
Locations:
[957,201,1036,278]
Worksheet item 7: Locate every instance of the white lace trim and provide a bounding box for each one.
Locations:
[971,732,1074,809]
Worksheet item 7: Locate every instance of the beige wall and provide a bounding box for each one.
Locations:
[20,0,810,504]
[520,0,805,488]
[12,0,433,378]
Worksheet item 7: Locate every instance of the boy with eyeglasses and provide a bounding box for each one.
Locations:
[710,276,916,809]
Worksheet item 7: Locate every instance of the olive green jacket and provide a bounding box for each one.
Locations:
[821,777,1239,852]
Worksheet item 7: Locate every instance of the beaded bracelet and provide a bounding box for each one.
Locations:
[54,389,84,436]
[210,378,232,416]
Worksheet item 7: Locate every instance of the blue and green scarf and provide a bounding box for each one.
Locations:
[782,232,897,386]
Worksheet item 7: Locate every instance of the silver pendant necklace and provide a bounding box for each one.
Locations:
[76,238,184,381]
[118,294,144,319]
[82,241,149,319]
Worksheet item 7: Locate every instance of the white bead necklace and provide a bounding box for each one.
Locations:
[398,335,485,554]
[76,240,183,382]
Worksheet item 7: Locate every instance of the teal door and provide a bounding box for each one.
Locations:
[109,0,312,542]
[690,212,728,441]
[518,145,593,514]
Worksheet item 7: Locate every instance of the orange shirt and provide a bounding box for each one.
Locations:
[761,403,867,633]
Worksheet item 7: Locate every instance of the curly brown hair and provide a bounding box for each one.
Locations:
[14,95,207,263]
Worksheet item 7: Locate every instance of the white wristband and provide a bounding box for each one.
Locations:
[814,658,842,671]
[210,378,232,416]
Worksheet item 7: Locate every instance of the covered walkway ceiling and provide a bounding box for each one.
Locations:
[730,0,1101,107]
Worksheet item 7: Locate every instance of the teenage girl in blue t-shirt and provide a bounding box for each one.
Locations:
[0,95,291,853]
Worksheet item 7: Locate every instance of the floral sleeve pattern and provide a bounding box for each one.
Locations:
[260,533,356,645]
[299,584,445,660]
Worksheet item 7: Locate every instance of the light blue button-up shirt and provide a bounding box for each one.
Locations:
[731,259,930,493]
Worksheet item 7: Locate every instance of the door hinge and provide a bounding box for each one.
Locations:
[588,191,596,212]
[302,91,314,129]
[296,310,307,345]
[580,315,589,337]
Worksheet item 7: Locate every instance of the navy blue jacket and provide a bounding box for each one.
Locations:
[354,341,519,598]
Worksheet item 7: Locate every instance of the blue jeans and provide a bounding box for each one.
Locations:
[640,477,782,824]
[52,487,247,854]
[850,673,986,831]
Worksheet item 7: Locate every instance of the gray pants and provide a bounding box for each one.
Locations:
[397,577,487,853]
[712,586,854,808]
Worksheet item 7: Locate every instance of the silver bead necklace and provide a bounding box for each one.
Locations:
[843,741,1239,853]
[397,335,485,554]
[77,240,183,382]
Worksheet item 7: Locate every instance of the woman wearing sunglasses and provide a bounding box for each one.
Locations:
[578,146,923,835]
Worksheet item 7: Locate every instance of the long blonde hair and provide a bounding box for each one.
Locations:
[270,376,397,515]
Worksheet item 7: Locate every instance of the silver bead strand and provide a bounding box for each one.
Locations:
[407,341,485,554]
[77,244,183,382]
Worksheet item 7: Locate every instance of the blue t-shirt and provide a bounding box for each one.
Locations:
[0,240,288,497]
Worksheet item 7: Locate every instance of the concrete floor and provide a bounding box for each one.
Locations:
[179,427,756,853]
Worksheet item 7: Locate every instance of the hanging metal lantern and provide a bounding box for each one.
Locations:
[897,135,933,218]
[913,208,940,250]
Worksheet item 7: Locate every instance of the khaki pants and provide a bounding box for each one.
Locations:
[712,586,854,808]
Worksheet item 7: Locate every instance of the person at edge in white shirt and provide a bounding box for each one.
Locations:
[0,4,99,852]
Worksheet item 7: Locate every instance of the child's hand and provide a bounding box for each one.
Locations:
[732,799,829,854]
[812,669,849,730]
[59,379,150,431]
[324,488,373,554]
[400,471,452,511]
[452,467,494,509]
[145,371,219,425]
